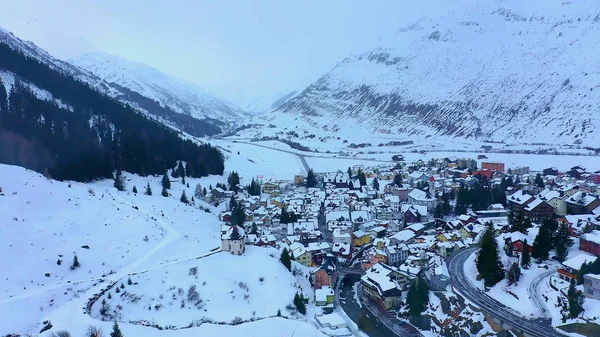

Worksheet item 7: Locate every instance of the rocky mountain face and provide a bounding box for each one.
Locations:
[274,0,600,146]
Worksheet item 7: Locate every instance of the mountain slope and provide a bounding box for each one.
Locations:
[69,52,244,122]
[272,0,600,146]
[0,30,224,181]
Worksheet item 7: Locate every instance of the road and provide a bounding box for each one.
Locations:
[529,268,556,318]
[447,248,565,337]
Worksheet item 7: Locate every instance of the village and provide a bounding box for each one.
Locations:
[210,156,600,336]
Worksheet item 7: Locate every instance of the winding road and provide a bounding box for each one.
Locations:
[529,268,556,318]
[447,248,565,337]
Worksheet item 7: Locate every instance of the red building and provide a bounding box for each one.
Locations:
[481,161,505,173]
[523,199,555,222]
[311,256,338,289]
[580,231,600,257]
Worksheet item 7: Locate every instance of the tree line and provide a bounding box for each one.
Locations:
[0,42,224,181]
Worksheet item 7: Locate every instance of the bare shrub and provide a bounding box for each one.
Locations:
[188,267,198,276]
[51,330,71,337]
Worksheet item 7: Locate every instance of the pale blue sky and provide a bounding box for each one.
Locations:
[0,0,452,101]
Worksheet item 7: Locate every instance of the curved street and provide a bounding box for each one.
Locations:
[529,268,556,318]
[447,248,565,337]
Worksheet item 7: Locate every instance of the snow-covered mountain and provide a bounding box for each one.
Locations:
[219,89,298,113]
[270,0,600,146]
[0,26,232,136]
[70,52,245,122]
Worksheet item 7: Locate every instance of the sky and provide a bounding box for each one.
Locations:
[0,0,453,105]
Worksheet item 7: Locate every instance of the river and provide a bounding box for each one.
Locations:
[338,275,397,337]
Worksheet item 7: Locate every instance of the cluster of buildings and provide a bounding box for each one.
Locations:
[215,158,600,312]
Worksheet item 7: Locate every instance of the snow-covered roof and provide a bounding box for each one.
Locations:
[361,263,400,296]
[391,229,416,243]
[315,312,347,328]
[523,197,545,211]
[507,190,533,205]
[562,253,596,270]
[581,231,600,245]
[315,286,334,302]
[585,273,600,281]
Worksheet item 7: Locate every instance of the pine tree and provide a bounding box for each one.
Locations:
[132,186,137,194]
[521,239,531,269]
[110,321,124,337]
[347,167,353,177]
[228,171,240,191]
[162,171,171,190]
[477,226,504,287]
[161,187,169,197]
[306,169,317,188]
[372,177,380,191]
[535,173,544,188]
[506,262,521,286]
[250,222,259,235]
[180,190,189,204]
[145,182,152,196]
[181,175,186,185]
[555,222,574,262]
[280,248,292,271]
[71,254,80,270]
[113,169,125,191]
[293,293,306,314]
[532,225,551,261]
[392,173,403,187]
[177,161,185,178]
[195,183,203,198]
[277,309,281,317]
[231,203,245,226]
[407,275,429,317]
[567,279,584,318]
[185,162,193,177]
[357,170,367,186]
[203,187,207,196]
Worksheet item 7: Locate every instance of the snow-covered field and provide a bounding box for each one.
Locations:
[0,164,324,337]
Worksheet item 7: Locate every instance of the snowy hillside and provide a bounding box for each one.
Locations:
[269,0,600,146]
[0,165,322,336]
[70,52,245,122]
[219,89,298,113]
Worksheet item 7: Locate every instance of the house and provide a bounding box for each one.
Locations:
[315,286,335,307]
[384,195,400,212]
[352,230,371,247]
[580,231,600,256]
[543,167,559,176]
[311,255,338,289]
[558,253,597,282]
[331,242,353,260]
[315,313,348,330]
[361,248,388,270]
[538,190,567,216]
[481,161,505,173]
[502,231,534,256]
[385,243,409,266]
[401,204,427,224]
[290,243,313,267]
[221,225,246,255]
[567,166,586,179]
[523,198,554,222]
[374,205,393,221]
[565,192,600,215]
[583,274,600,299]
[390,229,416,244]
[507,190,535,213]
[262,181,279,193]
[360,263,403,310]
[560,215,596,237]
[407,188,437,212]
[332,228,352,245]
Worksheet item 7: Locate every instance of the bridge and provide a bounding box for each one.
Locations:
[337,266,364,276]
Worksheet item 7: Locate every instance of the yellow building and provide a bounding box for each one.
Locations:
[352,230,371,247]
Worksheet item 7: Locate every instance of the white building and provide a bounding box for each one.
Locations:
[407,188,437,212]
[221,225,246,255]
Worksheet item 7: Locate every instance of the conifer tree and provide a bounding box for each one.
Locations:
[535,173,545,188]
[177,161,185,178]
[392,173,403,187]
[407,275,429,317]
[280,248,292,271]
[185,162,193,177]
[567,279,584,318]
[532,225,551,261]
[357,170,367,186]
[182,175,186,185]
[228,171,240,191]
[521,239,531,269]
[145,182,152,196]
[161,187,169,197]
[251,222,258,235]
[162,171,171,189]
[203,187,207,196]
[555,222,574,262]
[195,183,203,198]
[71,255,80,270]
[476,225,504,286]
[110,321,124,337]
[372,177,380,191]
[506,262,521,286]
[293,293,306,314]
[306,169,317,188]
[113,169,125,191]
[347,167,353,177]
[132,185,137,194]
[180,190,189,204]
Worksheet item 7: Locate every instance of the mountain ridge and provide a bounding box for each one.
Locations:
[270,0,600,146]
